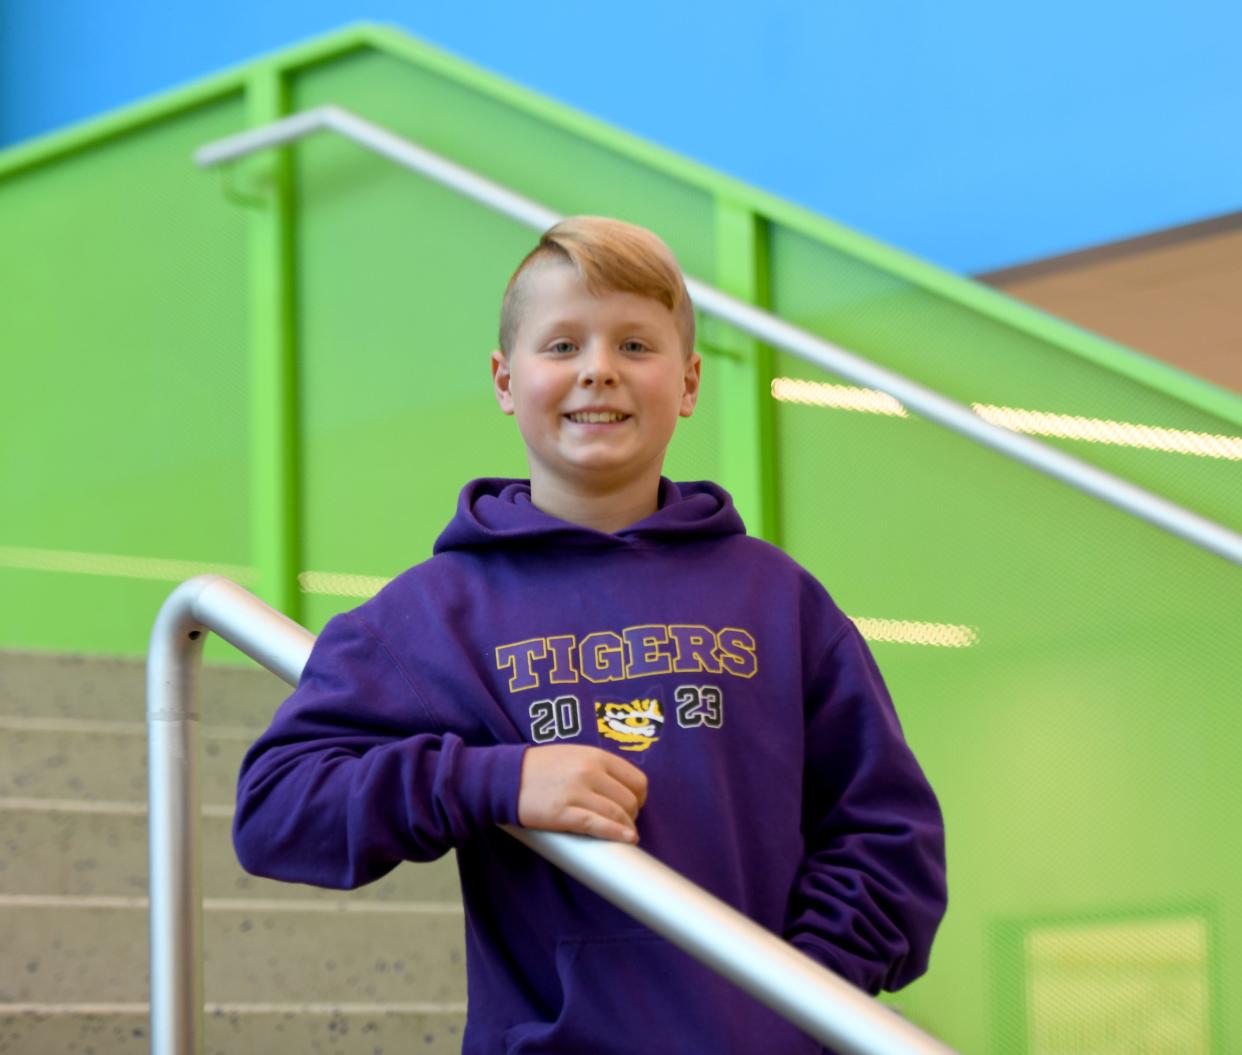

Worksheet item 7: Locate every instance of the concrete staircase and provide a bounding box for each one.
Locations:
[0,649,469,1053]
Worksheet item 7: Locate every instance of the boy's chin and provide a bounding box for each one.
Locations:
[533,461,658,492]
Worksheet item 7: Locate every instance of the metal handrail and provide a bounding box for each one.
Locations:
[194,104,1242,567]
[148,574,960,1055]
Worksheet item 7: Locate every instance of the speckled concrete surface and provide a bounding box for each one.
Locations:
[0,648,290,727]
[0,723,254,805]
[0,650,473,1053]
[0,807,462,902]
[0,1007,467,1054]
[2,904,467,1004]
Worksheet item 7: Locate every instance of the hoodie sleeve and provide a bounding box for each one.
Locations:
[233,609,528,889]
[783,621,947,994]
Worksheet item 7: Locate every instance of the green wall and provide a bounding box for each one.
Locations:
[1,93,252,655]
[3,24,1239,1053]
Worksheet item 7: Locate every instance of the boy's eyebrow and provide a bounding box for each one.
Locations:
[536,318,667,336]
[533,319,579,334]
[616,319,667,333]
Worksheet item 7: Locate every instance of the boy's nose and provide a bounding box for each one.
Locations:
[579,344,619,386]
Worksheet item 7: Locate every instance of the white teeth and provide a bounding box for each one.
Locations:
[567,411,628,423]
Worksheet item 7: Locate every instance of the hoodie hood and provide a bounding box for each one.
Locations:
[433,477,746,553]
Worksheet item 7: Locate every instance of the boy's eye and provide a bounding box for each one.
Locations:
[549,340,575,354]
[622,340,648,352]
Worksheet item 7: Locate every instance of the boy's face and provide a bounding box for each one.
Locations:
[491,260,700,499]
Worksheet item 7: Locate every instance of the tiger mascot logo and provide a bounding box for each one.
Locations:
[595,697,664,752]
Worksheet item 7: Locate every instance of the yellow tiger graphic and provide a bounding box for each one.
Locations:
[595,697,664,752]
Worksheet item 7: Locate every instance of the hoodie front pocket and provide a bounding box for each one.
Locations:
[501,931,816,1055]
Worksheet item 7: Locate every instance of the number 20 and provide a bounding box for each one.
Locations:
[674,685,723,729]
[529,695,581,743]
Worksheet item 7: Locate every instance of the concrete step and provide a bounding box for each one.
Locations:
[0,716,262,806]
[0,648,288,728]
[1,899,467,1004]
[0,648,475,1052]
[0,1006,466,1054]
[0,800,462,903]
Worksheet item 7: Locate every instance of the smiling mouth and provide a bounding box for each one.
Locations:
[564,412,631,424]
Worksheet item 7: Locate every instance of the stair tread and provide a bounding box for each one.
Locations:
[0,1005,466,1055]
[1,903,467,1003]
[0,804,462,902]
[0,649,288,727]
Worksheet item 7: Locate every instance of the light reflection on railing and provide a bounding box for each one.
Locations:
[771,378,1242,460]
[851,618,978,649]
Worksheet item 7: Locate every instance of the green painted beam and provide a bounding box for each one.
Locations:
[244,67,300,621]
[710,201,779,544]
[0,27,375,180]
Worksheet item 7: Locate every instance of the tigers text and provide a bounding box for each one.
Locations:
[495,624,758,692]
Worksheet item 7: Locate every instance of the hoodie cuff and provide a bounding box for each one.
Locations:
[789,935,883,995]
[454,743,530,828]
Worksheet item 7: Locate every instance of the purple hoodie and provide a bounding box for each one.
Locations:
[233,478,946,1054]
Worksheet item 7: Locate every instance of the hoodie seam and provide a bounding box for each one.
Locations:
[823,620,854,655]
[346,609,442,729]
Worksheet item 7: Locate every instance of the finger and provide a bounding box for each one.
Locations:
[581,791,640,834]
[593,775,640,825]
[601,754,648,808]
[598,749,646,789]
[564,805,638,844]
[583,768,641,819]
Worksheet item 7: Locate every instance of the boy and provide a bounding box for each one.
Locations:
[233,216,947,1054]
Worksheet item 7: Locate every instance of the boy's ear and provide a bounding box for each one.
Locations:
[491,348,515,415]
[679,351,702,417]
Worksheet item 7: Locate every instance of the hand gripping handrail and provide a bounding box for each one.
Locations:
[148,574,960,1055]
[194,104,1242,567]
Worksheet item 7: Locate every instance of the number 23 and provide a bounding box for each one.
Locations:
[675,684,723,729]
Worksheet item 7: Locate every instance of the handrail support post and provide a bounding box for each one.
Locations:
[147,578,212,1055]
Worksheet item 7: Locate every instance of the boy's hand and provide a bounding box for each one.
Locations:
[517,744,648,844]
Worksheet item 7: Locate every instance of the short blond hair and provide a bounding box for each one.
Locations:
[498,216,696,358]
